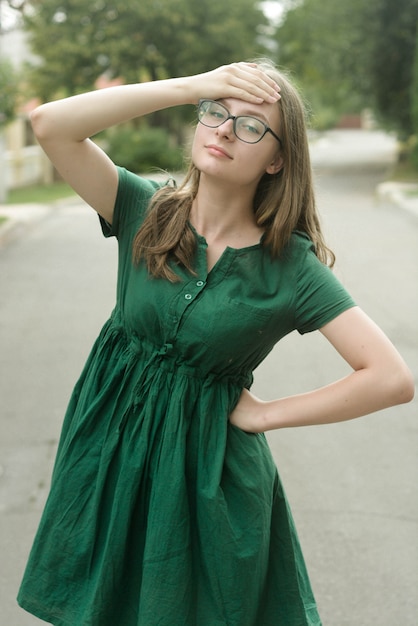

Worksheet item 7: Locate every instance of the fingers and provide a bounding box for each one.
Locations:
[226,62,281,104]
[189,62,281,105]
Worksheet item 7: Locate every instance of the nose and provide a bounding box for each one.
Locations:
[215,116,235,139]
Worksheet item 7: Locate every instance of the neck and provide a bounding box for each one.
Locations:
[190,174,259,242]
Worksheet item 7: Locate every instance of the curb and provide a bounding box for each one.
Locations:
[376,181,418,219]
[0,203,52,246]
[0,195,80,246]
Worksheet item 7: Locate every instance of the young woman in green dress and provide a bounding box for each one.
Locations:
[18,60,414,626]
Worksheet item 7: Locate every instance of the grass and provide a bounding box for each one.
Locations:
[386,159,418,197]
[6,181,76,205]
[387,159,418,183]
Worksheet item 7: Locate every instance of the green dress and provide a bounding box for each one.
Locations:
[18,168,355,626]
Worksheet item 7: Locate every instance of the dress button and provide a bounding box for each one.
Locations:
[196,280,204,287]
[184,293,192,300]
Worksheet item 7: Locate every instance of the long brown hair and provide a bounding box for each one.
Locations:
[133,59,335,282]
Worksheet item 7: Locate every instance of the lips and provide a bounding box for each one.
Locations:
[205,144,233,159]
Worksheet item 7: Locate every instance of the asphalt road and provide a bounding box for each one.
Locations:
[0,130,417,625]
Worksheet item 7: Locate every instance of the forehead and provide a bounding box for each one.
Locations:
[219,97,280,126]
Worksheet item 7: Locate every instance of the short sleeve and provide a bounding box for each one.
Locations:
[99,167,163,239]
[293,234,356,334]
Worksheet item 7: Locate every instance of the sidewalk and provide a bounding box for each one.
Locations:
[0,195,84,246]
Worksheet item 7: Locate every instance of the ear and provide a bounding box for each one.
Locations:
[266,154,283,175]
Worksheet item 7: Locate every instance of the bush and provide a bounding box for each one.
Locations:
[103,123,184,173]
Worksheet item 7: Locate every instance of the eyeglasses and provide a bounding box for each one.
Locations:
[197,99,282,146]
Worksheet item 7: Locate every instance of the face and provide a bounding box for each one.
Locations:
[191,98,283,188]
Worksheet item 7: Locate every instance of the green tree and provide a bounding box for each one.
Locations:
[276,0,418,137]
[276,0,372,123]
[411,24,418,166]
[20,0,269,100]
[368,0,418,138]
[0,59,18,127]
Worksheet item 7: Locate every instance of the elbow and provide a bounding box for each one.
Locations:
[386,365,415,406]
[30,104,54,143]
[401,370,415,403]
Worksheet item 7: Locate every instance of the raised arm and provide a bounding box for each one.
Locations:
[30,63,281,223]
[229,306,415,431]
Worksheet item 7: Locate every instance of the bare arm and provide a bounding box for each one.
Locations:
[30,63,281,223]
[229,307,415,431]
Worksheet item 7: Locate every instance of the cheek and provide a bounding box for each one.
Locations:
[258,143,281,172]
[247,145,277,177]
[192,123,210,145]
[191,125,206,166]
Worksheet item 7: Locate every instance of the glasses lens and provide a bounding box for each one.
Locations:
[197,101,271,144]
[198,101,227,127]
[235,117,265,143]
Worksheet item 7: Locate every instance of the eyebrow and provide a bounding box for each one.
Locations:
[217,99,270,124]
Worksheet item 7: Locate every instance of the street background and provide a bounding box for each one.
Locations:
[0,129,417,625]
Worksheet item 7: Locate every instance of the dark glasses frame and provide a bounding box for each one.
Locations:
[197,99,283,147]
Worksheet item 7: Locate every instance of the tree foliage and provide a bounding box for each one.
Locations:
[369,0,418,138]
[411,25,418,166]
[0,60,18,127]
[19,0,269,100]
[276,0,372,118]
[277,0,418,137]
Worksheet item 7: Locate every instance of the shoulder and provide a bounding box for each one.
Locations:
[271,230,319,277]
[286,230,316,257]
[116,167,165,206]
[285,232,356,333]
[102,168,167,238]
[283,230,330,275]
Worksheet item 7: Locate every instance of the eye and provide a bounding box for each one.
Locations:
[209,109,226,120]
[200,101,228,123]
[206,104,228,120]
[239,117,263,136]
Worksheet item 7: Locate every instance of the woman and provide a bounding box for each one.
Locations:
[18,61,414,625]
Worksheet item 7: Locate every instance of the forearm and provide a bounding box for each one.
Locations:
[31,63,281,145]
[262,366,414,430]
[31,77,193,143]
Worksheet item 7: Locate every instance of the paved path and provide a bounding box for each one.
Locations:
[0,130,417,625]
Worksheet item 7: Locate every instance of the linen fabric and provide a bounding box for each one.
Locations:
[18,167,355,625]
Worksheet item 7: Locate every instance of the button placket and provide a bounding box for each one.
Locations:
[166,277,207,338]
[184,279,206,300]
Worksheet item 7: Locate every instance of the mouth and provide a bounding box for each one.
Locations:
[205,144,233,159]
